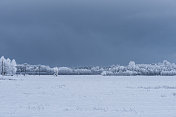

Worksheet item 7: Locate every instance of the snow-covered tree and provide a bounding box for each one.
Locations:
[0,56,17,75]
[58,67,73,75]
[102,60,176,76]
[53,67,59,76]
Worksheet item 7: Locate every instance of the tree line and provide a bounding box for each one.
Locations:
[2,56,176,76]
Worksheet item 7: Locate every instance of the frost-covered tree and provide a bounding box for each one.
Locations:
[58,67,73,75]
[102,60,176,76]
[57,67,99,75]
[0,56,17,75]
[0,56,5,75]
[74,69,92,75]
[11,59,17,75]
[53,67,59,76]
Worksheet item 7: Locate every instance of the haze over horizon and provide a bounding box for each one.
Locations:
[1,0,176,67]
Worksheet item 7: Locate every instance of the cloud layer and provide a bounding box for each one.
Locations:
[0,0,176,66]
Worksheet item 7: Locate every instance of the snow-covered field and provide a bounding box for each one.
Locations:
[0,75,176,117]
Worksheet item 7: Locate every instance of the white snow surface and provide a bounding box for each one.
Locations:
[0,75,176,117]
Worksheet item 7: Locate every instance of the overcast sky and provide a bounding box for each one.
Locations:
[0,0,176,67]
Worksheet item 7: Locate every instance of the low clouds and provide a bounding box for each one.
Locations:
[0,0,176,66]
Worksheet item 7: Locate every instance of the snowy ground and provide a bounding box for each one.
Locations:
[0,75,176,117]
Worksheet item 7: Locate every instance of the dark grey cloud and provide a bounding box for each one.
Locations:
[0,0,176,66]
